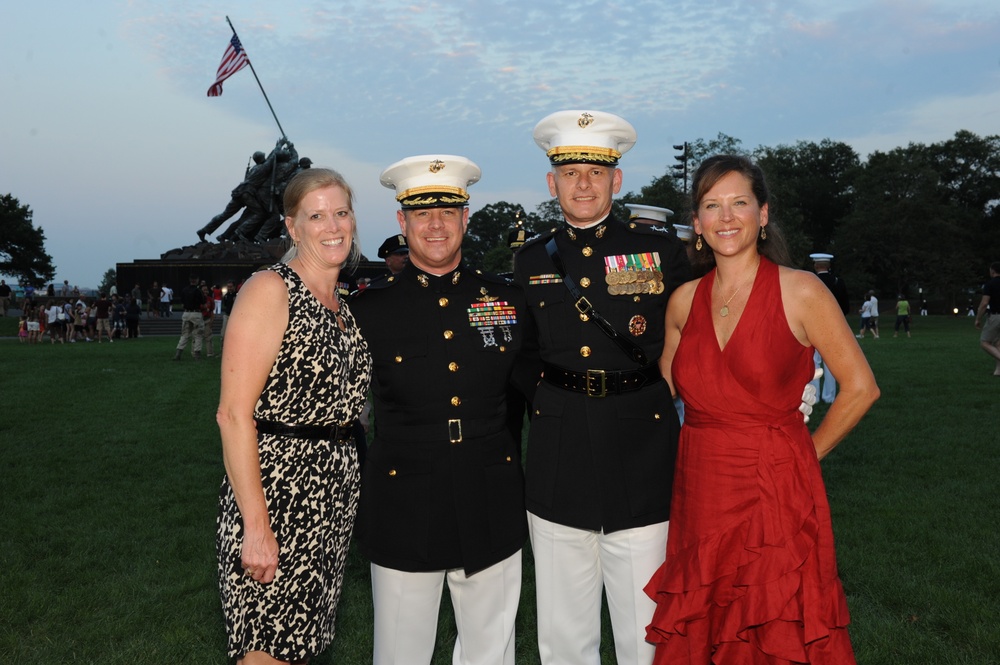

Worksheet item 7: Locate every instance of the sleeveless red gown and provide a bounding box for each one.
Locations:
[644,258,856,664]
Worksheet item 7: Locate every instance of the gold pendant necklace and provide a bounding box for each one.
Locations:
[717,260,759,317]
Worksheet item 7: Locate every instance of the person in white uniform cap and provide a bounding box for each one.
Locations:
[809,252,850,403]
[623,203,674,227]
[351,154,539,665]
[513,110,692,665]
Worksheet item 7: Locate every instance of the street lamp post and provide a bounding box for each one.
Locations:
[672,142,689,195]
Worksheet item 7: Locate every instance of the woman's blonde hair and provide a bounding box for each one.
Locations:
[280,168,362,270]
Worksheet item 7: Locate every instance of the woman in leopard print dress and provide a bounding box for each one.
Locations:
[216,168,372,664]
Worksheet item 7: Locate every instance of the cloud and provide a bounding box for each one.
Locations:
[846,88,1000,157]
[7,0,1000,285]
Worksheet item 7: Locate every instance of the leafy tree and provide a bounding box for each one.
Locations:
[625,133,745,221]
[687,133,747,172]
[98,268,117,296]
[0,194,55,287]
[464,202,541,271]
[924,130,1000,269]
[755,139,860,264]
[836,145,976,305]
[833,132,1000,307]
[533,199,564,230]
[481,244,515,274]
[927,130,1000,212]
[622,173,688,225]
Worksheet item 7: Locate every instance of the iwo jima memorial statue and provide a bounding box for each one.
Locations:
[115,133,383,293]
[116,18,381,294]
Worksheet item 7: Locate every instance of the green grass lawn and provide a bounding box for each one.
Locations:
[1,315,997,664]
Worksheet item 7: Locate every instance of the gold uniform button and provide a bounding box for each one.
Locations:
[654,413,661,420]
[580,346,592,357]
[443,330,454,340]
[579,313,589,322]
[580,277,591,288]
[582,246,593,257]
[448,362,459,372]
[451,396,462,406]
[394,355,403,363]
[506,456,512,462]
[534,409,540,415]
[629,222,637,229]
[439,297,449,307]
[388,469,397,477]
[539,301,545,308]
[634,296,641,302]
[499,346,506,352]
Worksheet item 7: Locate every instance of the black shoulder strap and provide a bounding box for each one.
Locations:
[545,236,647,366]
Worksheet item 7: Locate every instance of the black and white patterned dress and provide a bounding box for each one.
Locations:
[217,261,372,661]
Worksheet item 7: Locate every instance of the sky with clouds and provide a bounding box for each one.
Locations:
[2,0,998,287]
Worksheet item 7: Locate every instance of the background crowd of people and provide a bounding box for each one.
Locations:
[9,279,238,354]
[15,293,143,345]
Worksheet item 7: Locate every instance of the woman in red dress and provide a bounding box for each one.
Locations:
[645,155,880,664]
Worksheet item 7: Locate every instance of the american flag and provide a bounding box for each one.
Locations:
[207,35,249,97]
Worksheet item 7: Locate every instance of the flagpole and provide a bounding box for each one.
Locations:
[226,16,287,141]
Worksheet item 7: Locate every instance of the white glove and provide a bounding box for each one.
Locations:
[800,368,821,423]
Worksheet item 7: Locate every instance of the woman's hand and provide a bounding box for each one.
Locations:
[241,525,279,584]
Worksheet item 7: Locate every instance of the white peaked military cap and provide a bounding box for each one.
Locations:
[624,203,674,224]
[809,253,834,262]
[533,110,636,166]
[380,155,482,209]
[673,224,694,242]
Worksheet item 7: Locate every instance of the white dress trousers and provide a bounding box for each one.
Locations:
[371,550,521,665]
[528,512,669,665]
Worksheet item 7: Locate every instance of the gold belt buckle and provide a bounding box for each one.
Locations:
[585,369,607,397]
[448,419,463,444]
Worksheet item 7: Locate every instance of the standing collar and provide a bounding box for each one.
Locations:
[562,215,613,244]
[403,261,465,288]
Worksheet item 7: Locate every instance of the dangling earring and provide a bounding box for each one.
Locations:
[759,226,767,240]
[695,234,703,251]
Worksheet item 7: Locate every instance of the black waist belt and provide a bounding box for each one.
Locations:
[255,419,355,442]
[377,417,505,444]
[543,362,663,397]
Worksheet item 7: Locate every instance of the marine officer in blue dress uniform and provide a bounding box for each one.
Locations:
[513,110,691,665]
[350,154,540,665]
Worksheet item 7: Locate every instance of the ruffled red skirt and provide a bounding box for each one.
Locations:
[644,415,856,665]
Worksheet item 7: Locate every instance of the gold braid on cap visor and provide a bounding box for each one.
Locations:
[396,185,470,207]
[547,145,622,164]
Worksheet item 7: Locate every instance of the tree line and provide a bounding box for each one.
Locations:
[464,130,1000,311]
[5,130,999,310]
